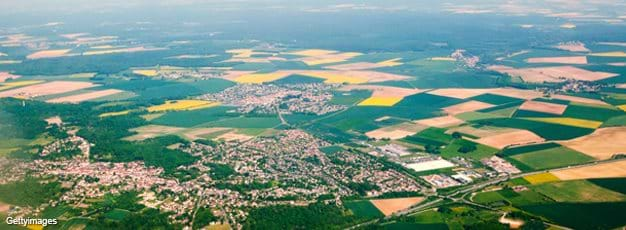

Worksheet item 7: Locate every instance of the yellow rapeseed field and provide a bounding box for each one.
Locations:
[0,80,44,91]
[377,58,403,67]
[147,100,220,112]
[524,172,560,184]
[524,117,603,129]
[430,57,456,61]
[358,97,403,106]
[619,104,626,112]
[133,69,159,77]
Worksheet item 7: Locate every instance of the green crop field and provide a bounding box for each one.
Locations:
[474,118,595,140]
[508,146,594,170]
[440,139,498,160]
[532,180,626,202]
[588,178,626,194]
[521,202,626,229]
[344,200,384,218]
[562,104,625,121]
[469,93,523,105]
[151,106,238,127]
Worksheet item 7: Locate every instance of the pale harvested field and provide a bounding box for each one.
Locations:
[261,70,413,84]
[125,125,185,141]
[45,116,63,126]
[216,132,253,142]
[551,94,609,105]
[365,122,427,140]
[598,42,626,47]
[446,125,516,138]
[488,65,618,82]
[426,88,490,99]
[617,84,626,89]
[443,101,495,115]
[370,197,424,216]
[590,51,626,57]
[60,33,89,39]
[287,49,338,57]
[559,127,626,160]
[554,42,589,52]
[298,52,362,65]
[488,88,545,100]
[552,160,626,180]
[415,115,465,128]
[473,130,545,149]
[219,71,256,81]
[26,49,72,59]
[183,127,231,140]
[47,89,123,103]
[0,81,97,98]
[518,100,568,115]
[340,85,423,98]
[560,23,576,29]
[609,62,626,67]
[0,72,20,82]
[526,56,587,64]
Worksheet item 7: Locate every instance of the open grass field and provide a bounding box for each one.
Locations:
[533,180,626,203]
[344,200,384,219]
[151,106,238,127]
[370,197,424,216]
[508,146,594,170]
[474,118,595,140]
[147,100,220,112]
[522,117,602,129]
[523,173,560,184]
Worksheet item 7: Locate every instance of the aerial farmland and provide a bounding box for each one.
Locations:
[1,0,626,229]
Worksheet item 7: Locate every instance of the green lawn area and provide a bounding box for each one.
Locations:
[509,146,594,170]
[344,200,384,218]
[532,180,626,203]
[472,191,506,204]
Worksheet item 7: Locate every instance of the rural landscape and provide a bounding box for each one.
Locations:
[1,0,626,229]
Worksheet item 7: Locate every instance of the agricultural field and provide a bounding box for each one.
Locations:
[2,1,626,229]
